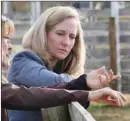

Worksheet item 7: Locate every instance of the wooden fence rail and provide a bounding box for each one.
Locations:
[69,102,96,121]
[79,8,130,17]
[41,102,96,121]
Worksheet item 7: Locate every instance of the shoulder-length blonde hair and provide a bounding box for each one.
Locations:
[2,15,15,81]
[22,6,86,77]
[2,15,15,38]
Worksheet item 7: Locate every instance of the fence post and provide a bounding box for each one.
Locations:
[30,1,41,25]
[109,1,121,91]
[2,1,10,14]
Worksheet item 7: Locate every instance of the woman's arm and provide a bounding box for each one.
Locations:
[50,74,91,91]
[4,74,91,110]
[7,50,73,87]
[2,82,89,110]
[2,82,127,110]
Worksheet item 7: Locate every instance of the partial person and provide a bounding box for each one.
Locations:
[2,17,14,76]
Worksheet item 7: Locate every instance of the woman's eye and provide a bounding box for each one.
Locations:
[57,33,64,35]
[70,36,75,39]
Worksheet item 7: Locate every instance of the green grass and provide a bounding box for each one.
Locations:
[87,103,130,121]
[88,103,130,111]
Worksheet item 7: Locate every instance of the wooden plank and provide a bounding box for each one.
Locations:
[79,8,130,17]
[69,102,96,121]
[82,21,130,30]
[41,102,96,121]
[79,8,111,17]
[83,30,130,37]
[41,105,71,121]
[86,48,130,57]
[120,8,130,16]
[86,58,130,70]
[84,36,130,44]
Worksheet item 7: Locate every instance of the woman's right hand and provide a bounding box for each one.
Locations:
[88,87,128,106]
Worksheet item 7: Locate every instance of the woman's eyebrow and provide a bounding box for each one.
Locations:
[56,30,76,35]
[3,36,10,39]
[55,30,65,32]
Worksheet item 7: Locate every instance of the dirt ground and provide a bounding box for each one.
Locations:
[88,94,130,121]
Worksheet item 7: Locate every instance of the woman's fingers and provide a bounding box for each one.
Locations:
[108,69,113,81]
[108,69,121,81]
[112,74,121,80]
[116,91,128,106]
[117,92,124,106]
[106,89,127,106]
[106,97,119,105]
[118,92,128,102]
[88,87,128,106]
[103,69,121,85]
[106,88,119,100]
[104,71,110,83]
[98,74,109,88]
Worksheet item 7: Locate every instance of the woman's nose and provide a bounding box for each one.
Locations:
[62,36,70,46]
[8,43,12,51]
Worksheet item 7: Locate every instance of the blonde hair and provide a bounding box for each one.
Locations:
[22,6,86,77]
[2,15,15,38]
[1,15,15,82]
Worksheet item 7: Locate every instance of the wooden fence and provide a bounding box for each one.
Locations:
[80,8,130,93]
[41,102,96,121]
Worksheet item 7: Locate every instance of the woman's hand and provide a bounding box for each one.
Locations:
[88,87,128,106]
[86,66,121,89]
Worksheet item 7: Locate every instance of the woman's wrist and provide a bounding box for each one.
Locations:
[85,74,92,90]
[88,89,103,101]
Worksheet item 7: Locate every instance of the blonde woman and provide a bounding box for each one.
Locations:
[7,6,121,121]
[3,15,92,121]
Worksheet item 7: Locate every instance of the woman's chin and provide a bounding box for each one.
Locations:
[57,55,67,60]
[2,62,8,69]
[2,58,9,69]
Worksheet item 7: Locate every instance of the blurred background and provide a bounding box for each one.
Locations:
[1,1,130,121]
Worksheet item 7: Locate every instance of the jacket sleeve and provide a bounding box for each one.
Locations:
[51,74,91,109]
[51,74,91,91]
[7,50,72,87]
[2,83,89,110]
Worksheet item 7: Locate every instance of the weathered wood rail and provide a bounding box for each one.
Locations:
[69,102,96,121]
[41,102,96,121]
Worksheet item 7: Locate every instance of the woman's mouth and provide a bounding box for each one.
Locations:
[59,49,68,52]
[58,49,69,55]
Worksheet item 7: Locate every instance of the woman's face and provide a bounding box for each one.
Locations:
[47,18,78,60]
[7,38,13,54]
[2,36,9,68]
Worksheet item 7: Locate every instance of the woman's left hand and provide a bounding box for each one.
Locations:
[86,66,121,89]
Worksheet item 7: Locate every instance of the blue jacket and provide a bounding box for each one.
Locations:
[7,50,72,121]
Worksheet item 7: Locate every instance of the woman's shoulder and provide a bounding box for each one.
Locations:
[13,49,43,64]
[14,49,36,57]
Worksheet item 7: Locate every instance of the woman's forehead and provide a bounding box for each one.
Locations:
[53,18,78,33]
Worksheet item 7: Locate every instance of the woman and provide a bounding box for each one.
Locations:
[1,15,92,121]
[7,6,121,121]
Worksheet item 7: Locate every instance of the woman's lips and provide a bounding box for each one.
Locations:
[59,49,68,53]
